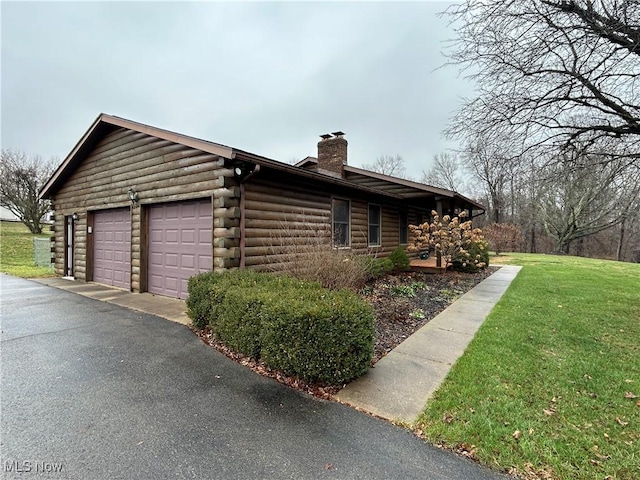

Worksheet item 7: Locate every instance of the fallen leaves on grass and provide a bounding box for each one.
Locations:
[514,463,556,480]
[455,443,477,459]
[591,445,610,461]
[543,396,559,416]
[624,391,637,399]
[615,417,629,427]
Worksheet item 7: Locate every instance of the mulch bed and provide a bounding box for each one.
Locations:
[363,267,496,363]
[190,266,498,397]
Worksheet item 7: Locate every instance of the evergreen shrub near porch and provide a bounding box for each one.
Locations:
[186,270,375,385]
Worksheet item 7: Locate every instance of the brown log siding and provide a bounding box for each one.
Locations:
[51,126,230,290]
[242,170,419,272]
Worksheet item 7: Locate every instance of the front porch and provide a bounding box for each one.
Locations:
[409,257,447,274]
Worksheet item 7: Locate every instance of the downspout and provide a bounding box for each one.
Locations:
[239,164,261,269]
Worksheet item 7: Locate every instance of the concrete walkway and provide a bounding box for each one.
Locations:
[336,265,522,425]
[33,277,190,325]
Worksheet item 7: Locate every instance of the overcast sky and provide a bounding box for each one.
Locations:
[1,1,472,180]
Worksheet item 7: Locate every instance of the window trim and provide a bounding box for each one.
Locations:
[331,197,351,248]
[368,203,382,247]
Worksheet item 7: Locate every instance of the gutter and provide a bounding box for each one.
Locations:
[238,164,261,269]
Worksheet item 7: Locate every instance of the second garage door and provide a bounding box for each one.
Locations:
[93,208,131,290]
[148,199,213,299]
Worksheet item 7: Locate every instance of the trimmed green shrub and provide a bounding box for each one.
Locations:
[389,246,410,270]
[213,287,265,358]
[260,289,375,384]
[186,270,375,385]
[186,271,218,329]
[188,270,262,329]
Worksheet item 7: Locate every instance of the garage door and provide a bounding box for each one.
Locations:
[148,199,212,299]
[93,208,131,289]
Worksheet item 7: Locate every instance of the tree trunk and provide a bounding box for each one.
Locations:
[529,225,536,253]
[558,239,571,254]
[616,218,626,262]
[492,196,501,223]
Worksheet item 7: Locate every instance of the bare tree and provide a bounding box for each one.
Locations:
[442,0,640,166]
[421,152,464,191]
[461,138,519,224]
[539,147,639,253]
[362,155,407,178]
[0,150,57,234]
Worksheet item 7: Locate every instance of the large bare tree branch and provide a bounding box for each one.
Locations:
[442,0,640,165]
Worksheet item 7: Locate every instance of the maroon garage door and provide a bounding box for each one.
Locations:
[148,199,212,299]
[93,208,131,289]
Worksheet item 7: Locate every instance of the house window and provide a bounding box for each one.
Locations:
[399,211,408,244]
[368,204,381,247]
[332,198,350,247]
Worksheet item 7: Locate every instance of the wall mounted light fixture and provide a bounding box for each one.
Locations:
[127,187,139,205]
[72,213,79,221]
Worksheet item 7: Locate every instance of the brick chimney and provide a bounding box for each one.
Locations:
[317,131,347,178]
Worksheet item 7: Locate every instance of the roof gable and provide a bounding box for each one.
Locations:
[40,114,233,199]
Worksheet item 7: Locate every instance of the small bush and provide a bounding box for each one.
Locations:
[266,218,370,290]
[186,270,375,385]
[359,255,393,280]
[390,281,428,298]
[482,223,523,255]
[276,245,371,290]
[390,284,417,298]
[389,246,410,270]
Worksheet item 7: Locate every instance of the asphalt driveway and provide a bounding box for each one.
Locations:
[0,275,506,480]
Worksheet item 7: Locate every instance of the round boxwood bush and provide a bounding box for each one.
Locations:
[259,289,375,385]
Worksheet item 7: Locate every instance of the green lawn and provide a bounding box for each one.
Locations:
[416,253,640,479]
[0,221,55,277]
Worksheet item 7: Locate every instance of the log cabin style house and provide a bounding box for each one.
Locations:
[40,114,484,299]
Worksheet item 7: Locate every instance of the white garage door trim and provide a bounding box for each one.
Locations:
[148,199,213,299]
[93,208,131,289]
